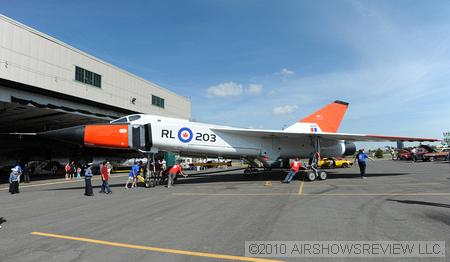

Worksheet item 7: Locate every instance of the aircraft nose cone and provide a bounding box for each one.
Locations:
[38,125,85,145]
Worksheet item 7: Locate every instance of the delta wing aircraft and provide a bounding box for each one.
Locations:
[38,101,439,180]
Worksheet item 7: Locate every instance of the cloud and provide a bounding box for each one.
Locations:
[277,68,295,78]
[206,82,243,97]
[272,105,298,115]
[194,2,450,140]
[246,84,263,95]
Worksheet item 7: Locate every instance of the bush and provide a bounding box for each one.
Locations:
[375,148,384,158]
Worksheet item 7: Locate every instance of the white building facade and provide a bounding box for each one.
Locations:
[0,14,191,124]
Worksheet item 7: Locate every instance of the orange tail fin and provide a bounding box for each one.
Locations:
[300,100,349,133]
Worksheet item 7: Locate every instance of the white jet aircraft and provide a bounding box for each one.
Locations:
[79,100,435,180]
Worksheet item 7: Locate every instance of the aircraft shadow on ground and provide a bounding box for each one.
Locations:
[387,199,450,209]
[173,170,411,185]
[41,170,410,190]
[45,183,128,191]
[324,172,410,179]
[187,168,246,176]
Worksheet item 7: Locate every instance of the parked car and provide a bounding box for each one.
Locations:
[423,147,450,161]
[398,149,412,160]
[318,157,353,168]
[398,146,447,161]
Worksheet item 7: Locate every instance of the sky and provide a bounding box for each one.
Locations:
[1,0,450,148]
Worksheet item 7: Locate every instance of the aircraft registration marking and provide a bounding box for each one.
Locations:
[161,128,217,143]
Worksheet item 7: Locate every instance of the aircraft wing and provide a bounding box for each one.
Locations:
[211,127,440,142]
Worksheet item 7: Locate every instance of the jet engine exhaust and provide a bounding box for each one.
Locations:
[343,141,356,156]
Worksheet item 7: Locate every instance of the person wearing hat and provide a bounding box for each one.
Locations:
[9,167,20,194]
[84,163,94,196]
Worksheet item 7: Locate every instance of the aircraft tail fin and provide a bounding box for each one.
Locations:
[289,100,349,133]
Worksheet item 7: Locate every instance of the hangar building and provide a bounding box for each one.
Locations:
[0,15,191,160]
[0,14,191,133]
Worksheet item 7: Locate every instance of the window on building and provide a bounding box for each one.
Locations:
[93,73,101,87]
[75,67,84,82]
[75,66,101,88]
[85,70,93,85]
[152,95,165,109]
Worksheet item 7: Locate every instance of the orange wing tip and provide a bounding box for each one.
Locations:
[84,125,130,148]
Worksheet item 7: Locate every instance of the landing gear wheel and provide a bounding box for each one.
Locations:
[318,171,327,180]
[307,172,316,181]
[244,167,258,176]
[146,180,155,188]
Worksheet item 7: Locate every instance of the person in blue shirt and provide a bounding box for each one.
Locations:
[125,162,140,189]
[355,149,373,179]
[84,163,94,196]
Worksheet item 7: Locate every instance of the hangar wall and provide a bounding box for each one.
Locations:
[0,15,191,120]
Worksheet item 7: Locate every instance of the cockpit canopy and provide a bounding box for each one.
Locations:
[110,114,141,124]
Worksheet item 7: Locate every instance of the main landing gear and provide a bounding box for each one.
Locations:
[305,170,327,181]
[304,136,328,182]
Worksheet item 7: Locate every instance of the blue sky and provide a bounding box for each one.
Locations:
[2,0,449,148]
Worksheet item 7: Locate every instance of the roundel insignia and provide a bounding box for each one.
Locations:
[178,127,193,143]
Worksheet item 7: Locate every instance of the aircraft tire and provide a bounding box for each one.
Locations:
[318,171,327,180]
[307,172,316,181]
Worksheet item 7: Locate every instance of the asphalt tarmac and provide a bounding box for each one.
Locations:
[0,160,449,262]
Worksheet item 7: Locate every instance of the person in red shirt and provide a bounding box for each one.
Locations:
[282,158,302,183]
[167,161,186,188]
[99,161,112,194]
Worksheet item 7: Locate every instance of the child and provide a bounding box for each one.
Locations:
[76,167,81,179]
[65,162,70,180]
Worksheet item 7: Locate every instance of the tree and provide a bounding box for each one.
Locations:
[375,148,384,158]
[443,132,450,146]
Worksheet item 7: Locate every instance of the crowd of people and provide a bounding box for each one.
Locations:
[8,150,385,196]
[64,161,82,180]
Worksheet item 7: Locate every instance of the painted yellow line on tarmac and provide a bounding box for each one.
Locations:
[298,181,304,195]
[0,174,129,191]
[31,232,283,262]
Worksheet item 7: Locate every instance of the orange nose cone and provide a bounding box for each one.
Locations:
[84,125,129,148]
